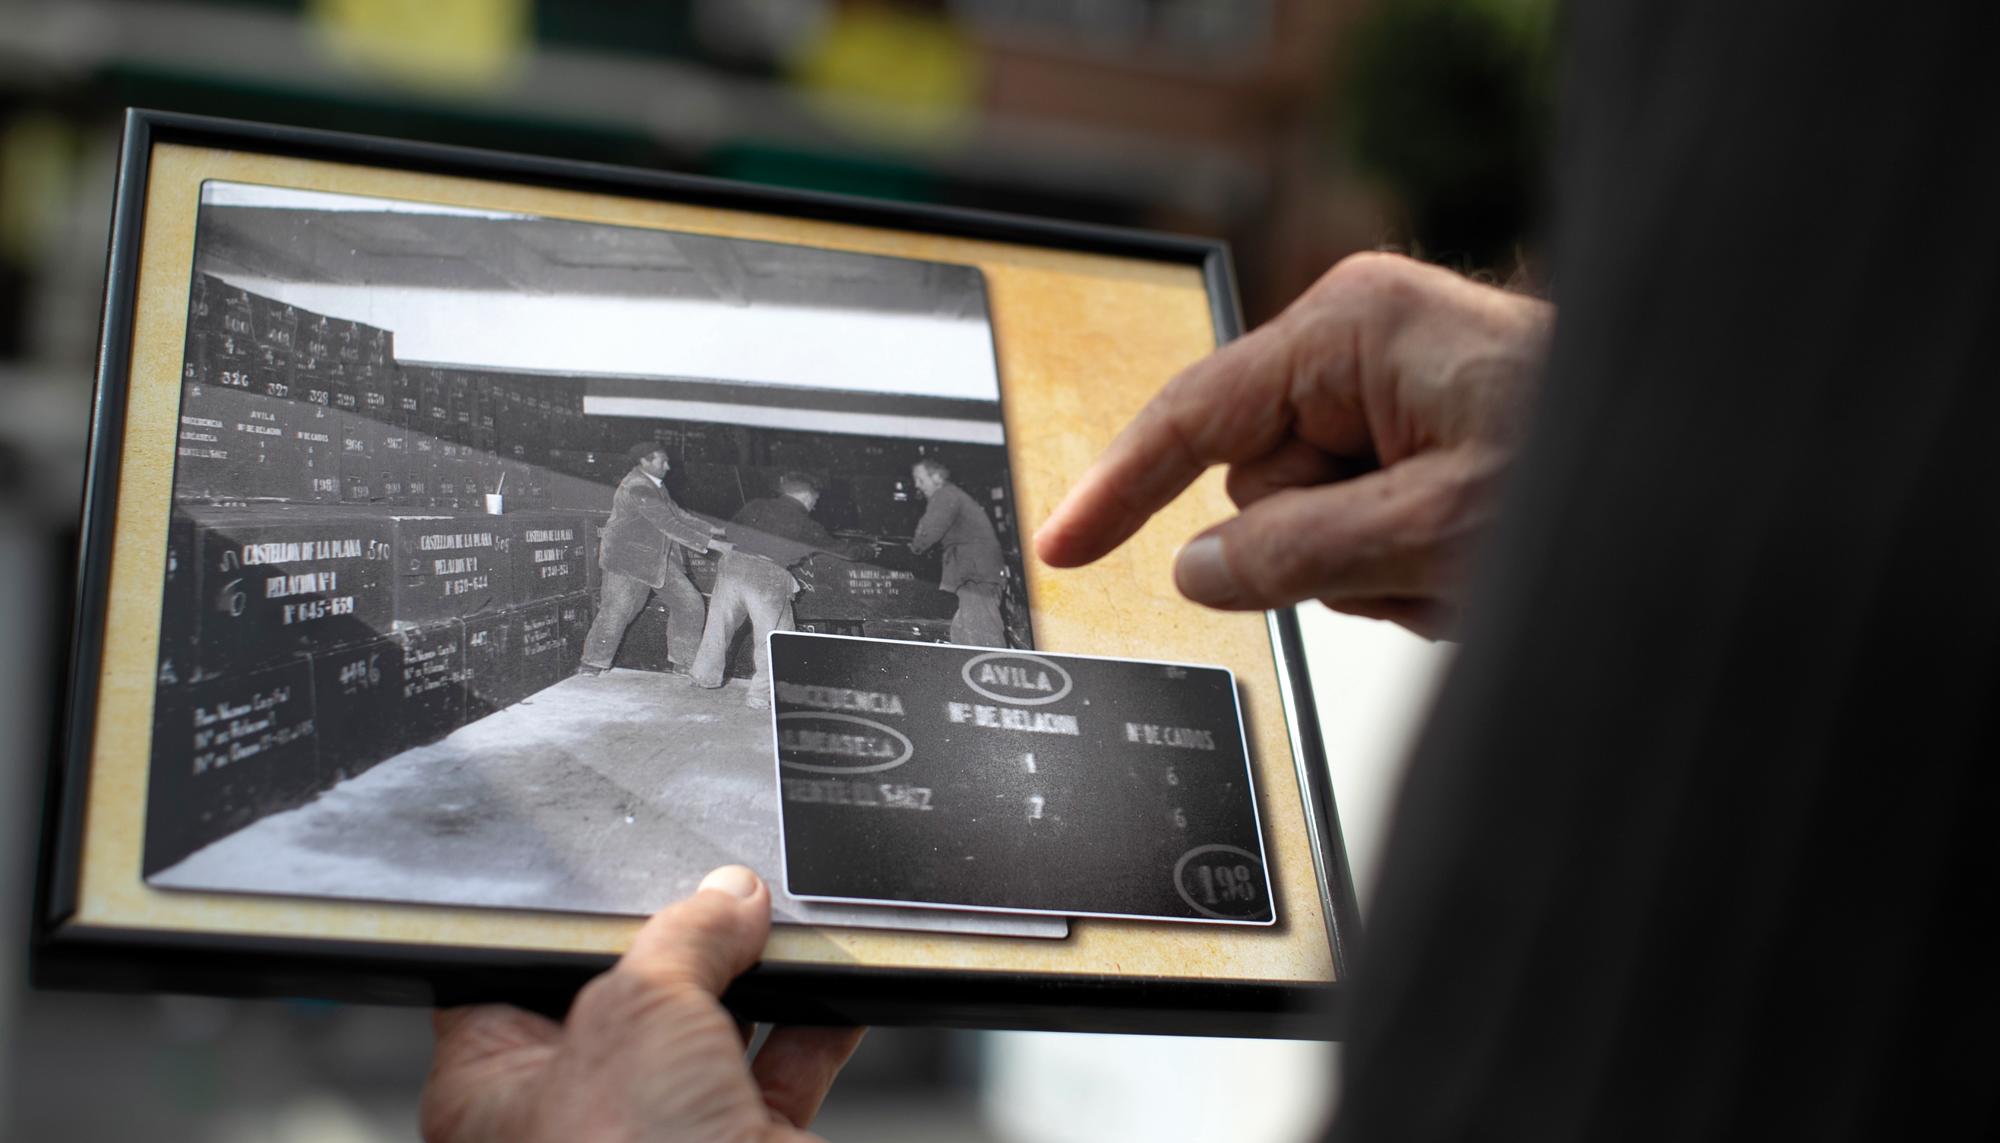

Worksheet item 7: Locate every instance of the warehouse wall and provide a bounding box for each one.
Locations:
[152,274,610,873]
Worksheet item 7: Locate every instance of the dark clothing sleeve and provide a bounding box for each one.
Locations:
[1329,2,2000,1140]
[731,497,869,560]
[909,490,953,556]
[631,478,711,552]
[598,469,710,588]
[910,484,1005,592]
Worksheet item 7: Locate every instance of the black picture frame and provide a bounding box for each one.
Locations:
[33,108,1360,1038]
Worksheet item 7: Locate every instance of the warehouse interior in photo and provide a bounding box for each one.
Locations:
[147,186,1035,922]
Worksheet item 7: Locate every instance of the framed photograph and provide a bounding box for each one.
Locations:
[36,109,1358,1037]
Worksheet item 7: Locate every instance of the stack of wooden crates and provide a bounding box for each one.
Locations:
[148,276,605,873]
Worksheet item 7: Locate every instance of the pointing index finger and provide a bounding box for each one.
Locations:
[1035,321,1303,569]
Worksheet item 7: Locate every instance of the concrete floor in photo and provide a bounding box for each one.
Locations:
[151,668,1064,937]
[154,669,782,916]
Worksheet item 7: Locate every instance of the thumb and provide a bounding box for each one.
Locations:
[1173,447,1500,611]
[545,867,780,1142]
[618,865,773,997]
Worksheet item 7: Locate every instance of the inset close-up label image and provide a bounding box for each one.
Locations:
[770,633,1275,925]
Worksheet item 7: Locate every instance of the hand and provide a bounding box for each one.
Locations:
[712,525,728,537]
[421,866,864,1143]
[709,539,735,554]
[1036,253,1552,638]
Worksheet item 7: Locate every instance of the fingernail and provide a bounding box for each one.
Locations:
[699,865,761,900]
[1175,534,1243,605]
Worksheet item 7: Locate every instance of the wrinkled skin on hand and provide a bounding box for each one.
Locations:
[1037,252,1553,638]
[421,866,863,1143]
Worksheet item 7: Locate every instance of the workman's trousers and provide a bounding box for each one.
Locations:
[949,581,1006,648]
[580,565,706,672]
[690,551,797,701]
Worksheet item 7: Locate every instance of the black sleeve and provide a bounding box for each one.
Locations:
[1329,2,2000,1139]
[789,513,870,561]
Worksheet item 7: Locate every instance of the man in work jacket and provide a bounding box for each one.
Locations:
[691,472,871,707]
[578,440,729,675]
[909,457,1007,647]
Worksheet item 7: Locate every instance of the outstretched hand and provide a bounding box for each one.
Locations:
[421,866,863,1143]
[1036,253,1553,638]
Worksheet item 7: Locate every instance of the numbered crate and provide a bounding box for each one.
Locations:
[390,362,421,423]
[185,271,221,333]
[156,510,201,687]
[551,398,586,451]
[456,443,496,510]
[288,311,340,409]
[184,329,258,393]
[431,441,468,508]
[179,321,210,390]
[333,317,365,368]
[464,599,568,715]
[311,636,406,781]
[245,339,294,402]
[416,368,454,444]
[144,657,321,875]
[248,292,298,353]
[294,365,337,412]
[397,620,466,747]
[347,363,394,420]
[172,385,237,502]
[555,592,595,673]
[213,283,256,343]
[462,608,525,717]
[357,322,393,367]
[336,411,382,503]
[576,511,604,595]
[377,415,411,504]
[294,364,340,415]
[187,504,397,676]
[473,381,499,440]
[495,457,550,514]
[517,600,566,695]
[403,429,436,504]
[297,314,339,387]
[510,511,589,602]
[463,445,503,508]
[174,383,313,502]
[283,398,343,504]
[447,372,477,443]
[388,513,515,625]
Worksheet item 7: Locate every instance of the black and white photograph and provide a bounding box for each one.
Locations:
[770,633,1274,925]
[143,180,1055,935]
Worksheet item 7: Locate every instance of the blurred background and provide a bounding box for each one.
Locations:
[0,0,1552,1138]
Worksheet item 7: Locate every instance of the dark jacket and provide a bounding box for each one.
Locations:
[732,495,870,563]
[597,467,712,589]
[911,481,1003,592]
[1328,2,2000,1139]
